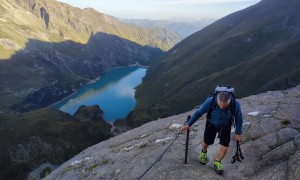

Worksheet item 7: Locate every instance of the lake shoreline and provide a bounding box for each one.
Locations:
[50,65,147,108]
[51,65,147,122]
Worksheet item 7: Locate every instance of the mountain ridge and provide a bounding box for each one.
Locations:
[0,0,181,113]
[126,0,300,126]
[1,32,163,113]
[120,18,216,38]
[0,0,180,59]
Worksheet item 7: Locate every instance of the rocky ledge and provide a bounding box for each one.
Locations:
[44,86,300,180]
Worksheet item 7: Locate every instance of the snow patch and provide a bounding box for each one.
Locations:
[248,111,260,116]
[243,121,251,125]
[140,134,147,138]
[232,121,251,132]
[120,146,135,152]
[169,123,182,130]
[70,156,98,166]
[155,137,173,143]
[71,160,83,166]
[120,141,149,152]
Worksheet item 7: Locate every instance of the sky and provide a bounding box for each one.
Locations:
[57,0,261,20]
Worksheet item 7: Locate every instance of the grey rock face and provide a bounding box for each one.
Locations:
[288,149,300,180]
[44,86,300,180]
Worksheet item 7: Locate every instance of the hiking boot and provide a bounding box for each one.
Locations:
[199,150,207,165]
[213,160,223,175]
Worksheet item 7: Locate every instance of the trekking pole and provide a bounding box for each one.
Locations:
[231,140,244,163]
[184,115,191,164]
[237,140,244,160]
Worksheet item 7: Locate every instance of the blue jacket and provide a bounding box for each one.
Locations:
[187,97,243,135]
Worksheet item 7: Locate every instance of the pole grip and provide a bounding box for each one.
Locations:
[184,115,191,164]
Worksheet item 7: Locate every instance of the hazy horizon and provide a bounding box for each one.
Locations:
[57,0,261,21]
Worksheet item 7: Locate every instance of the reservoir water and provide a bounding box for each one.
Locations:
[53,66,146,122]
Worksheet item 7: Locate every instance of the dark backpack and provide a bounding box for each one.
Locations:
[206,85,237,126]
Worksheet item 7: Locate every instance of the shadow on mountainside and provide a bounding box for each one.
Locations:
[0,32,164,113]
[0,33,164,179]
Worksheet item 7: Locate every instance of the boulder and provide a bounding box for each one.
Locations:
[44,86,300,179]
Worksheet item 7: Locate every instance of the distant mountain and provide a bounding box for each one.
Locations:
[126,0,300,126]
[0,0,180,59]
[0,0,181,113]
[120,18,216,38]
[0,0,180,179]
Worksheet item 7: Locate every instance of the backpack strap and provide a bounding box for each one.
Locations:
[206,93,217,120]
[230,93,237,129]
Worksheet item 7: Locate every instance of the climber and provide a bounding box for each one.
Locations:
[180,86,243,175]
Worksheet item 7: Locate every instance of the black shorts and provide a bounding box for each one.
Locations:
[203,121,231,147]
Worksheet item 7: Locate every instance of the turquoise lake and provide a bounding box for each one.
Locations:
[53,66,146,122]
